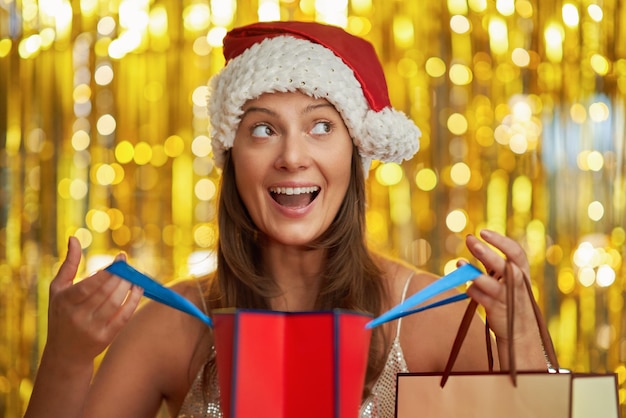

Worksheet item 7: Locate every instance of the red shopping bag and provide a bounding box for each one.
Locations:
[213,309,372,418]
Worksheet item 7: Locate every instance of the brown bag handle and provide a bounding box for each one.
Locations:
[440,261,559,387]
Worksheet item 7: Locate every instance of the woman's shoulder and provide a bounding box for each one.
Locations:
[109,275,214,373]
[371,253,490,373]
[371,252,437,308]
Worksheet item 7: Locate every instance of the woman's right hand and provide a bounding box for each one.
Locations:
[45,236,144,366]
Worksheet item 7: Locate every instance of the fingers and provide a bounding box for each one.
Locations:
[50,236,82,294]
[466,274,505,311]
[479,230,528,271]
[89,274,135,324]
[465,230,530,279]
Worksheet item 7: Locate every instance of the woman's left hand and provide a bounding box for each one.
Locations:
[463,229,547,369]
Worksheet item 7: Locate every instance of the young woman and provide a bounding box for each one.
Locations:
[25,21,548,418]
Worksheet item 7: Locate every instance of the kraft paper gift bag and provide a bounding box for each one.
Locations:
[212,309,372,418]
[390,262,621,418]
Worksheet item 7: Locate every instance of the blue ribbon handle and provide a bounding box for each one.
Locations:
[366,263,483,329]
[105,260,213,328]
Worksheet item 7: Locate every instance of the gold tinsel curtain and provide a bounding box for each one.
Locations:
[1,0,625,417]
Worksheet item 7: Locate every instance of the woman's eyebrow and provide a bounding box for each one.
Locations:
[241,102,334,118]
[241,106,277,118]
[303,103,335,114]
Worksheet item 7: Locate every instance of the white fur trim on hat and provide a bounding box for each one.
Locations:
[208,35,420,174]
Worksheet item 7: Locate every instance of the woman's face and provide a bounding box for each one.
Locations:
[231,91,353,247]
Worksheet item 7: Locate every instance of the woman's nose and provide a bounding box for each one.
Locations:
[274,132,312,171]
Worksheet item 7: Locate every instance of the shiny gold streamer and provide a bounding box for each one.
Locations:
[1,0,625,417]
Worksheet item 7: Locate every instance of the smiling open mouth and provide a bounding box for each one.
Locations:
[269,186,320,208]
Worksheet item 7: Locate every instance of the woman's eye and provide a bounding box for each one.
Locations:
[251,124,273,137]
[310,121,331,135]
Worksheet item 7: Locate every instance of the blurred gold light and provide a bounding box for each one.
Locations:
[589,102,609,122]
[511,48,530,67]
[107,208,125,230]
[450,15,470,34]
[376,163,403,186]
[258,0,280,21]
[558,269,576,294]
[151,145,168,167]
[468,0,486,13]
[443,259,463,275]
[207,27,228,47]
[578,267,596,287]
[512,101,532,121]
[509,133,528,154]
[425,57,446,78]
[449,63,473,85]
[164,135,185,157]
[588,201,605,221]
[587,4,603,22]
[195,179,217,201]
[192,136,212,158]
[73,84,92,104]
[347,16,371,36]
[447,113,468,135]
[192,86,210,107]
[351,0,372,14]
[570,103,587,123]
[119,1,149,31]
[94,64,114,86]
[544,23,564,62]
[193,36,212,56]
[393,16,414,49]
[587,151,604,171]
[97,16,116,36]
[562,4,580,28]
[475,126,494,147]
[70,179,88,200]
[446,209,467,232]
[96,114,116,136]
[134,142,153,165]
[149,5,168,38]
[496,0,515,16]
[71,130,90,151]
[512,175,532,213]
[447,0,468,15]
[415,168,438,191]
[87,209,111,233]
[597,265,616,287]
[0,38,12,58]
[19,35,42,59]
[184,4,211,31]
[546,244,564,265]
[574,242,595,268]
[515,0,533,18]
[194,224,217,248]
[488,17,508,55]
[75,228,93,249]
[612,227,626,247]
[115,141,134,164]
[590,54,610,76]
[450,162,470,186]
[95,164,116,185]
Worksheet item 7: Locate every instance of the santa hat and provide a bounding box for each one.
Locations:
[208,21,421,174]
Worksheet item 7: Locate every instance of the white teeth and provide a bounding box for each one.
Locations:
[269,186,320,195]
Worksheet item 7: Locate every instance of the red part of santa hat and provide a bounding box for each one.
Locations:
[223,21,390,113]
[208,20,420,173]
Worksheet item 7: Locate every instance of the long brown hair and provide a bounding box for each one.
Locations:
[205,146,388,393]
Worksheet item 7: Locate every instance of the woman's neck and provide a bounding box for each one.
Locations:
[261,241,326,311]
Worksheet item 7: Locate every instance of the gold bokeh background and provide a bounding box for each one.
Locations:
[2,0,626,416]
